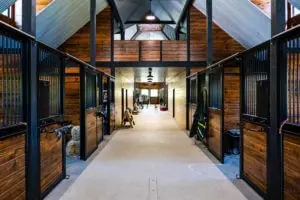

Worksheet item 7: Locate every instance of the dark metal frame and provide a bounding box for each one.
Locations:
[239,41,270,198]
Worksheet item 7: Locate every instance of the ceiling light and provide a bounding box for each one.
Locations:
[145,14,156,21]
[145,0,156,21]
[147,73,154,78]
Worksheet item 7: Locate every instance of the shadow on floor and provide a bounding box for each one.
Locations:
[193,140,262,200]
[45,135,115,200]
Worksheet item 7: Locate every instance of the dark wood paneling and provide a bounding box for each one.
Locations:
[162,41,187,61]
[60,7,112,62]
[284,134,300,200]
[140,41,161,61]
[0,134,25,200]
[243,122,267,194]
[40,123,63,194]
[97,116,103,144]
[224,69,240,131]
[208,108,222,159]
[110,103,115,134]
[189,104,197,131]
[114,41,139,61]
[86,108,97,156]
[190,6,244,62]
[64,72,80,125]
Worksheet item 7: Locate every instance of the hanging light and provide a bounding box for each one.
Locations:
[147,72,154,78]
[145,0,156,21]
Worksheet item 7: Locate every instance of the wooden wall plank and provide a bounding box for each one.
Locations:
[190,6,244,62]
[60,7,112,62]
[64,74,81,125]
[224,69,240,131]
[284,134,300,200]
[40,123,63,194]
[0,134,25,200]
[243,122,267,194]
[140,41,161,61]
[86,108,97,156]
[114,41,139,61]
[208,108,222,159]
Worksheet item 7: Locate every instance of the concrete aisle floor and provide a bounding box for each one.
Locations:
[55,106,261,200]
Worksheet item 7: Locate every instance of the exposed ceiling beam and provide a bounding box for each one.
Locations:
[175,0,194,35]
[107,0,124,30]
[125,20,175,25]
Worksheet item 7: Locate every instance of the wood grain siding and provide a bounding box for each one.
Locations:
[40,123,63,194]
[0,134,25,200]
[97,116,103,144]
[284,134,300,200]
[86,108,97,156]
[64,72,80,125]
[190,6,244,62]
[243,122,267,194]
[36,0,53,12]
[114,41,139,61]
[208,108,222,159]
[110,103,115,134]
[224,68,240,131]
[60,7,112,62]
[162,41,187,61]
[140,41,161,61]
[189,104,197,131]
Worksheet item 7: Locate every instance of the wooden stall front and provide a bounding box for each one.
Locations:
[206,58,240,163]
[240,42,270,198]
[187,55,240,163]
[0,27,28,200]
[64,60,102,160]
[37,43,67,198]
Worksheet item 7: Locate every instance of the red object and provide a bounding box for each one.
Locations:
[160,106,168,111]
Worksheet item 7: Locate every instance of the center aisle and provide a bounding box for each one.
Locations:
[59,106,249,200]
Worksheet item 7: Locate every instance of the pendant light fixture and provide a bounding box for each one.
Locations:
[145,0,156,21]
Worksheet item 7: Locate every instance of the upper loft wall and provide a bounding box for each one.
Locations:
[190,6,244,62]
[193,0,271,48]
[60,7,112,62]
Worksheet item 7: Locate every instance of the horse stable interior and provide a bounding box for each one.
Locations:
[0,0,299,199]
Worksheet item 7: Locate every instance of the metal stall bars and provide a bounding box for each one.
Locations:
[102,73,115,136]
[37,42,70,198]
[0,20,31,200]
[96,71,104,144]
[65,54,99,161]
[240,41,270,198]
[207,66,223,162]
[200,53,241,164]
[274,25,300,200]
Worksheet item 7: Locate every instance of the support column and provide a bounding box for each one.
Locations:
[111,10,115,77]
[90,0,96,67]
[120,27,125,40]
[269,0,285,199]
[205,0,213,110]
[206,0,213,66]
[22,0,40,199]
[186,8,191,130]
